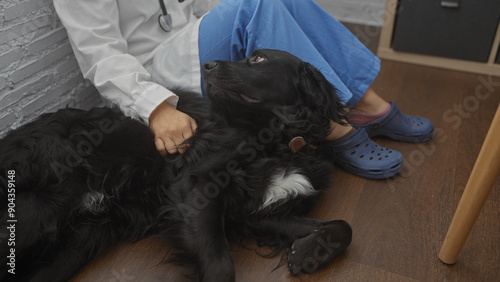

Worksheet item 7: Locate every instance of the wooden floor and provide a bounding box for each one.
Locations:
[69,60,500,281]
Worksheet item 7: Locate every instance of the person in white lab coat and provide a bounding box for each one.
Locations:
[53,0,434,179]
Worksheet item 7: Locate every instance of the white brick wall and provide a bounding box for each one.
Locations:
[316,0,386,26]
[0,0,102,137]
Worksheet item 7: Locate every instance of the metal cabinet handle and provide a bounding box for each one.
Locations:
[441,0,461,8]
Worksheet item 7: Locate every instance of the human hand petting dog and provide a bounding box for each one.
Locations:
[149,100,197,155]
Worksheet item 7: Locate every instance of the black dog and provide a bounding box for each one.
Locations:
[0,49,352,282]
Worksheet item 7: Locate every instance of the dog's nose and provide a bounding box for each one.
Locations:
[203,61,218,71]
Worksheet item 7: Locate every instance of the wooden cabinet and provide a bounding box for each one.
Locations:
[378,0,500,76]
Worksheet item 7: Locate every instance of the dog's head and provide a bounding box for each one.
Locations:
[202,49,347,141]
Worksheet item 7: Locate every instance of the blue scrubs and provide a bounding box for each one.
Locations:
[198,0,380,106]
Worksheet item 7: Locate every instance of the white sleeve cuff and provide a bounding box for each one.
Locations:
[133,84,179,124]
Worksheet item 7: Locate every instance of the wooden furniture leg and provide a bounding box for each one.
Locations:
[439,104,500,264]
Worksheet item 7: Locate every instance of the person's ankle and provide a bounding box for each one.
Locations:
[351,100,390,115]
[349,103,391,125]
[324,122,356,141]
[352,87,390,115]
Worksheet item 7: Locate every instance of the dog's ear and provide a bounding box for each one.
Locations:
[297,63,348,126]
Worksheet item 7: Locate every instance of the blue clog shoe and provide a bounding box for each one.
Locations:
[318,128,403,179]
[352,102,434,143]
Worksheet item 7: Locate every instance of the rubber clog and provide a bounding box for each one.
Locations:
[318,128,403,179]
[352,102,434,143]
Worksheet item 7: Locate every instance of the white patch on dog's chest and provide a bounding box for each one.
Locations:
[260,169,316,209]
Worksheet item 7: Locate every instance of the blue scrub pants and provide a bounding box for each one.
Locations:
[198,0,380,106]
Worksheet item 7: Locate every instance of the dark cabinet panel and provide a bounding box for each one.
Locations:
[392,0,500,62]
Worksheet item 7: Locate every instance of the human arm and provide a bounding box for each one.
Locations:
[53,0,196,154]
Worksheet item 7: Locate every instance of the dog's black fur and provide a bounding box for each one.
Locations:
[0,49,351,282]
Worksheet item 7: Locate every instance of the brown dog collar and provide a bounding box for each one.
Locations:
[288,136,317,153]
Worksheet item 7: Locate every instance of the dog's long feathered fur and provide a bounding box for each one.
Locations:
[0,49,352,282]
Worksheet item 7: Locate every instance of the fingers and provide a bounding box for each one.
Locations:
[154,135,185,156]
[178,117,197,154]
[153,117,197,156]
[176,118,196,154]
[149,100,198,156]
[154,137,167,156]
[190,118,198,133]
[169,134,189,155]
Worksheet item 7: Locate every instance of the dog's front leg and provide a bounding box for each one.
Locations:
[169,193,235,282]
[192,217,235,282]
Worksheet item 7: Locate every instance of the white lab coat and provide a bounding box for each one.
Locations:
[53,0,221,122]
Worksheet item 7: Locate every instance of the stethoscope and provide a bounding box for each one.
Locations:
[158,0,185,32]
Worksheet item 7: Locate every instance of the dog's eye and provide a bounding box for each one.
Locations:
[253,55,266,63]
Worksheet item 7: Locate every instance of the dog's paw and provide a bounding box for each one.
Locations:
[287,220,352,275]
